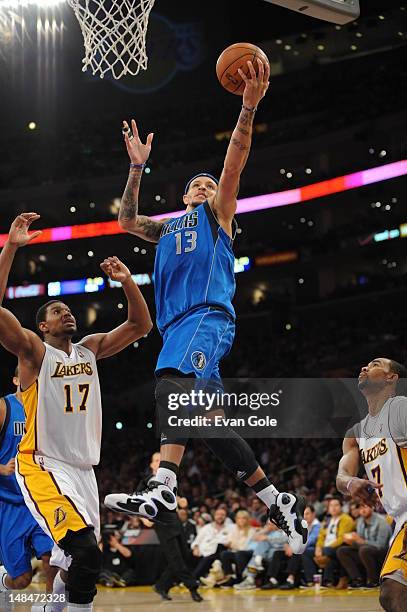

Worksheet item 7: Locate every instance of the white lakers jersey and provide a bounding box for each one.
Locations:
[355,396,407,530]
[19,342,102,467]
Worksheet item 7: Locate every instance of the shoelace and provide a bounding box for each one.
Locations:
[270,508,292,536]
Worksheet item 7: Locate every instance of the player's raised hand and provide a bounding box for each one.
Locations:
[100,256,131,284]
[122,119,154,165]
[238,58,270,109]
[7,213,42,248]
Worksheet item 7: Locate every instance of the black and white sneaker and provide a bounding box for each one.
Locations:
[104,480,177,522]
[268,493,308,554]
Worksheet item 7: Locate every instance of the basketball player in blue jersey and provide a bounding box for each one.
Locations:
[0,368,56,598]
[105,59,308,554]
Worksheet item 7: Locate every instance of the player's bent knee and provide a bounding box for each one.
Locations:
[59,527,102,604]
[12,571,33,590]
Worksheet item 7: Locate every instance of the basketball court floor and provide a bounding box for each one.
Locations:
[7,584,382,611]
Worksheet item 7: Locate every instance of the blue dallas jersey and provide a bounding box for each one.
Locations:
[154,201,236,335]
[0,394,25,504]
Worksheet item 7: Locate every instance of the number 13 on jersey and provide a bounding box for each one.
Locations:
[175,231,197,255]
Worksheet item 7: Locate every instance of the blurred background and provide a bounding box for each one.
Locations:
[0,0,406,510]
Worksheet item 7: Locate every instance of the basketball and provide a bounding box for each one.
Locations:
[216,42,270,95]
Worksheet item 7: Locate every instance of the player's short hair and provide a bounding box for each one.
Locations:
[184,173,218,194]
[35,300,61,331]
[305,504,315,513]
[388,359,407,393]
[389,359,407,379]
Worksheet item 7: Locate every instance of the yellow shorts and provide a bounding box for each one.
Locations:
[16,451,99,544]
[381,524,407,583]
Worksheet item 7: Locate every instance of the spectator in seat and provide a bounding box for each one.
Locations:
[98,529,134,588]
[337,503,392,588]
[191,508,233,579]
[212,510,256,587]
[314,497,355,588]
[233,522,288,590]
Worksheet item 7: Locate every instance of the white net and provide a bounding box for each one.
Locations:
[67,0,156,79]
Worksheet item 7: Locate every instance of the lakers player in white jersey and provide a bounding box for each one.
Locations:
[0,213,152,612]
[337,357,407,612]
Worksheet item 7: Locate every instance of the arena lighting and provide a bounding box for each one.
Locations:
[108,274,151,288]
[5,283,45,299]
[234,257,251,273]
[374,229,400,242]
[1,160,406,248]
[0,1,65,7]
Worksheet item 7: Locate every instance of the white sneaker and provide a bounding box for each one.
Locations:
[104,480,177,521]
[233,576,256,591]
[247,559,264,573]
[268,493,308,554]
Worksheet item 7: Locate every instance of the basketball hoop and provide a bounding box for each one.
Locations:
[67,0,156,79]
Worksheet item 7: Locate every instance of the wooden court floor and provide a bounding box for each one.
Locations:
[6,584,383,611]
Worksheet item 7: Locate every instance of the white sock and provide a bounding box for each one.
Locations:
[270,577,278,585]
[0,566,9,591]
[256,484,279,508]
[254,555,263,566]
[155,467,177,490]
[67,604,93,611]
[51,570,67,612]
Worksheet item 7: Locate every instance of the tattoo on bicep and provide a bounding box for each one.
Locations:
[137,217,162,241]
[231,138,249,152]
[119,171,142,220]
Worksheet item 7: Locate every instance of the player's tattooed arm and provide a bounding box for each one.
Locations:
[119,118,164,243]
[119,168,164,243]
[212,59,270,228]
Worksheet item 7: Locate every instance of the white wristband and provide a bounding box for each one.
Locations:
[346,477,357,492]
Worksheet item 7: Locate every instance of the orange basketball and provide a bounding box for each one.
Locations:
[216,42,270,95]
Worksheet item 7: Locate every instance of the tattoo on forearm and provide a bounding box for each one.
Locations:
[231,138,249,152]
[239,110,250,126]
[238,109,254,128]
[237,126,249,136]
[119,170,142,221]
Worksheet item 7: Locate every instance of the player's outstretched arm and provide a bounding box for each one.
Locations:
[212,59,270,228]
[0,213,42,304]
[118,119,165,243]
[81,256,153,360]
[336,436,382,503]
[0,213,45,369]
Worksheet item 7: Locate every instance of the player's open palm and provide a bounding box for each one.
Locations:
[8,213,42,248]
[122,119,154,165]
[239,58,270,109]
[100,256,131,284]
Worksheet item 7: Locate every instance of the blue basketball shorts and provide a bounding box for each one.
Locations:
[156,306,235,383]
[0,500,53,579]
